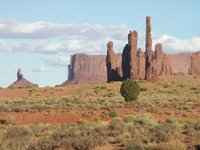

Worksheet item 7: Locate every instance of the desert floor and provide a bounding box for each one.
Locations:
[0,75,199,150]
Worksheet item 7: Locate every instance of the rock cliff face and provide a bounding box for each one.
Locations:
[137,48,145,79]
[168,52,192,74]
[188,51,200,76]
[155,43,172,75]
[122,31,139,80]
[67,53,121,84]
[65,52,196,84]
[9,68,38,88]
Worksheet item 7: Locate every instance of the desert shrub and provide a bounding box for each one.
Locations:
[140,87,148,92]
[93,86,108,94]
[4,116,16,125]
[108,111,118,118]
[132,114,157,127]
[77,119,88,125]
[108,118,126,137]
[148,122,181,143]
[3,126,32,139]
[125,142,157,150]
[125,142,143,150]
[162,140,187,150]
[120,79,140,102]
[27,138,57,150]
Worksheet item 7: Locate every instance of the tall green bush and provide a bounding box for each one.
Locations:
[120,79,140,102]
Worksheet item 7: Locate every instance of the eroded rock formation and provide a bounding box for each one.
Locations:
[129,31,139,80]
[146,59,158,82]
[112,16,173,82]
[17,68,24,81]
[9,68,38,88]
[64,16,200,85]
[145,16,153,66]
[66,53,122,84]
[137,48,145,79]
[155,43,172,75]
[106,41,122,82]
[188,51,200,76]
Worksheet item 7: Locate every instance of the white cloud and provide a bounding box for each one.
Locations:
[32,66,49,72]
[153,35,200,52]
[44,56,70,67]
[0,19,128,39]
[0,19,199,54]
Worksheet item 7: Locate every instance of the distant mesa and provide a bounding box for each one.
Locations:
[8,68,38,88]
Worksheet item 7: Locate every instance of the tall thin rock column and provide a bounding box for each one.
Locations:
[145,16,153,66]
[129,31,139,80]
[106,41,118,82]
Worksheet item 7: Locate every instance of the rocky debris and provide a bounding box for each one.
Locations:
[155,43,173,75]
[188,51,200,76]
[137,48,145,79]
[106,41,122,82]
[9,68,38,88]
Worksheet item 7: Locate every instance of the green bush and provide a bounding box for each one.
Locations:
[120,79,140,102]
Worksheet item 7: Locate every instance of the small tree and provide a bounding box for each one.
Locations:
[120,79,140,102]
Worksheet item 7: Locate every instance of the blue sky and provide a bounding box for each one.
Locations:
[0,0,200,87]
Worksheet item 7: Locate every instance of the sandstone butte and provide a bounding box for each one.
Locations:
[8,68,38,88]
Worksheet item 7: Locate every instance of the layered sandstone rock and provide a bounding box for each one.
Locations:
[146,59,158,81]
[168,52,192,74]
[137,48,145,79]
[106,41,122,82]
[122,44,131,80]
[145,16,158,81]
[155,43,172,75]
[129,31,139,80]
[9,68,38,88]
[188,51,200,76]
[122,31,139,80]
[66,53,121,84]
[145,16,153,66]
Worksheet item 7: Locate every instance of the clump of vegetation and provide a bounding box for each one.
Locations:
[108,110,118,118]
[120,79,140,102]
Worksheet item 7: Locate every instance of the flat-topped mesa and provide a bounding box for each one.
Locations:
[106,41,122,82]
[129,31,139,80]
[145,16,153,65]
